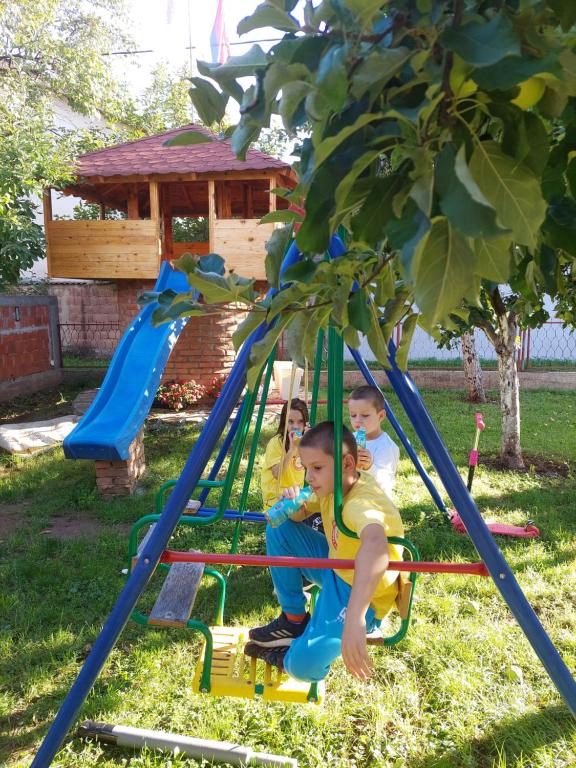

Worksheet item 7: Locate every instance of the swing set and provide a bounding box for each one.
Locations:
[30,234,576,768]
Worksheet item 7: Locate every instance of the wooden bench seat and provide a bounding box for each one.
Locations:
[148,554,205,628]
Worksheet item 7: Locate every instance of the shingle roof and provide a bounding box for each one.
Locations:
[76,123,291,178]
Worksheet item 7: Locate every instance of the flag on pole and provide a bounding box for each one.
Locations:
[210,0,230,64]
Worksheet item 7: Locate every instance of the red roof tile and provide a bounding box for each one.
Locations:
[75,124,291,178]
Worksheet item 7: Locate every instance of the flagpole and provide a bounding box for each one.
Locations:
[187,0,196,122]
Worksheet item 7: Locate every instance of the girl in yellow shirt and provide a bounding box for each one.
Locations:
[260,398,309,509]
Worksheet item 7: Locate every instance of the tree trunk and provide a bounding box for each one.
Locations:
[495,311,524,469]
[461,331,486,403]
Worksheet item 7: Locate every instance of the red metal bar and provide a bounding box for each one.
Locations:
[159,550,489,576]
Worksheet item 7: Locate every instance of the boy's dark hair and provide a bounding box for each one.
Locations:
[300,421,357,462]
[349,385,385,413]
[277,398,309,450]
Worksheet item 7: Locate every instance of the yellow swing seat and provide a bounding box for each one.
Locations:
[192,625,325,705]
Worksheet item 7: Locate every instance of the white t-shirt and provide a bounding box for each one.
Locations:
[365,432,400,498]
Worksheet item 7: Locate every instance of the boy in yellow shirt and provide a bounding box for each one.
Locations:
[245,421,404,682]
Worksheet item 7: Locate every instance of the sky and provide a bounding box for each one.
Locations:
[114,0,283,96]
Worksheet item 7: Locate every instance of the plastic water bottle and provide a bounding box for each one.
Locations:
[355,428,367,449]
[265,486,313,527]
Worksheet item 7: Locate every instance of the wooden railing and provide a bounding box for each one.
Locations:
[212,219,275,280]
[46,220,161,280]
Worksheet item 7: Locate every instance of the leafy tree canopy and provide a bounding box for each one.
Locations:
[154,0,576,382]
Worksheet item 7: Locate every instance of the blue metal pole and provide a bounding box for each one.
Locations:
[198,394,245,505]
[31,240,306,767]
[348,347,447,515]
[383,339,576,715]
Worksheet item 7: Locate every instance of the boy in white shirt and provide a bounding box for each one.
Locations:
[348,385,400,499]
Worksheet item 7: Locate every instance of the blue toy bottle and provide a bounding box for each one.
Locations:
[355,428,367,449]
[265,486,313,527]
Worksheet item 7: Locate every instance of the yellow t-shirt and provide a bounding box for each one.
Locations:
[305,472,405,619]
[260,434,305,509]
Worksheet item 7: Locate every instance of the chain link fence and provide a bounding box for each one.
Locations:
[58,323,121,367]
[346,321,576,370]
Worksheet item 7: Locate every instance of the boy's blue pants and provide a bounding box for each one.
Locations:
[266,520,378,682]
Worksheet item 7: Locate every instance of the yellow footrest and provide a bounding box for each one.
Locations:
[192,626,324,705]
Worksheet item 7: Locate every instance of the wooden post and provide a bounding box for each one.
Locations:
[269,175,277,213]
[149,180,161,267]
[127,184,140,220]
[162,200,173,261]
[99,204,106,220]
[43,189,53,277]
[208,179,215,252]
[243,183,254,219]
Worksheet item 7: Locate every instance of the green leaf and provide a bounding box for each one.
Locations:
[260,210,303,225]
[366,303,391,368]
[436,145,507,239]
[396,312,418,371]
[331,282,352,327]
[469,141,547,250]
[343,324,361,349]
[282,258,318,284]
[348,289,372,334]
[238,3,300,34]
[317,45,349,112]
[567,158,576,199]
[411,217,476,326]
[350,48,412,100]
[164,131,214,147]
[548,0,576,32]
[198,46,269,79]
[197,254,226,275]
[232,310,266,352]
[265,224,293,288]
[473,237,514,283]
[280,81,313,132]
[471,53,560,90]
[188,78,227,125]
[351,173,408,244]
[374,262,396,307]
[342,0,390,27]
[440,13,520,67]
[313,113,384,167]
[247,315,292,391]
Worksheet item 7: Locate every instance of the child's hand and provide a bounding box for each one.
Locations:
[357,447,373,471]
[341,617,374,681]
[281,485,301,500]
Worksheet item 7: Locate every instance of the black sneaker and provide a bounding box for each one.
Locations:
[248,612,310,647]
[244,642,287,670]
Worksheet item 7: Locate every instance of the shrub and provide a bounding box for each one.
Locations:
[154,379,206,411]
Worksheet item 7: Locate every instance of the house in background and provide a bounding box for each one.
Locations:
[44,123,295,387]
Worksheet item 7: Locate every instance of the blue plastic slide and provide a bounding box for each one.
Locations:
[64,262,191,461]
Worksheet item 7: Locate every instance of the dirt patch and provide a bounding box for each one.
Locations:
[0,503,131,541]
[0,502,31,540]
[41,516,131,540]
[480,453,571,478]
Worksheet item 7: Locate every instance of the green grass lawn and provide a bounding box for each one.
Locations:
[0,389,575,767]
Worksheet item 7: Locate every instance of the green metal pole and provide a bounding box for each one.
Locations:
[330,327,356,539]
[309,329,324,427]
[229,352,276,557]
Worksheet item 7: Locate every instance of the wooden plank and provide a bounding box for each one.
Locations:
[269,176,276,213]
[127,185,140,219]
[48,220,158,236]
[148,556,205,628]
[172,242,210,258]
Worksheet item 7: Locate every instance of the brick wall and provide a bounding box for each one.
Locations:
[52,278,268,389]
[0,295,62,401]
